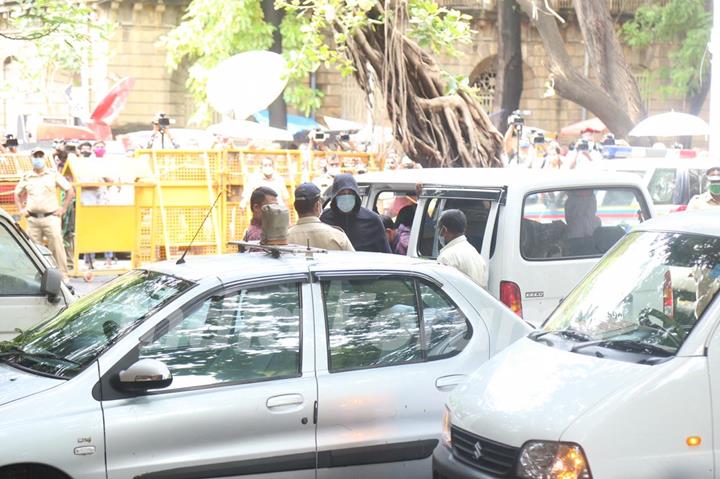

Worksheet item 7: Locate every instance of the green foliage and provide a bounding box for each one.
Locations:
[0,1,114,101]
[162,0,474,123]
[622,0,710,98]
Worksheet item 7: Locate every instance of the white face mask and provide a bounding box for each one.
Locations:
[336,194,356,213]
[262,166,273,176]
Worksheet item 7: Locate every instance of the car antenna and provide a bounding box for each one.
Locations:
[176,191,223,265]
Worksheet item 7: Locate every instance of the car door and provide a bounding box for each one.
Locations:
[0,217,65,340]
[100,278,317,479]
[311,270,489,479]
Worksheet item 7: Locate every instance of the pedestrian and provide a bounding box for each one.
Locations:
[78,142,93,158]
[436,209,487,288]
[687,167,720,210]
[320,173,391,253]
[147,114,179,150]
[393,205,414,255]
[312,154,341,199]
[93,141,107,158]
[14,148,75,281]
[287,183,354,251]
[243,186,279,241]
[240,157,289,209]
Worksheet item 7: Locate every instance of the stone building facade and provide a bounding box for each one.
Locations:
[0,0,705,140]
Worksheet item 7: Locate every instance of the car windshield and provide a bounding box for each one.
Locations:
[541,231,720,359]
[0,270,193,379]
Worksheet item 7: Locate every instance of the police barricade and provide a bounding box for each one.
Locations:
[62,156,152,276]
[56,148,380,276]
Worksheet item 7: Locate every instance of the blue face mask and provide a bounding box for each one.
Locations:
[336,194,356,214]
[31,157,45,169]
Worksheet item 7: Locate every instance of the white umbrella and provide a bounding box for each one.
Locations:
[208,120,293,142]
[629,112,710,137]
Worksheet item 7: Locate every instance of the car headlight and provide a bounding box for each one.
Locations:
[517,441,592,479]
[441,406,451,447]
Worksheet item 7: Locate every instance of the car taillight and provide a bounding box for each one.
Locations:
[500,281,523,317]
[663,270,674,318]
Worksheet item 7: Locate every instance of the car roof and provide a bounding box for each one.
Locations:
[594,158,719,171]
[0,207,14,223]
[357,168,643,189]
[634,211,720,237]
[145,250,430,283]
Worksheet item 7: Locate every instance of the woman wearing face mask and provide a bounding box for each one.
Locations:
[320,173,391,253]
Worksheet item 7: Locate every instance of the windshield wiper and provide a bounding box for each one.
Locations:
[0,346,81,366]
[571,339,673,357]
[529,328,593,342]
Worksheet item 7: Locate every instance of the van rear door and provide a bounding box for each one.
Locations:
[409,186,503,279]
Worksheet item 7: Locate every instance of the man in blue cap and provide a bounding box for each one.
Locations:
[288,182,354,251]
[320,174,391,253]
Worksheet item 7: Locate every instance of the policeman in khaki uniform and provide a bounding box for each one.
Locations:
[687,166,720,211]
[288,183,354,251]
[14,148,75,280]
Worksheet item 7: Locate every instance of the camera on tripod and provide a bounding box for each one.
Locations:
[4,134,18,148]
[508,110,530,129]
[154,113,174,128]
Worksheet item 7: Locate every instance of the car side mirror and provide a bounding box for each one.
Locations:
[116,359,173,392]
[41,268,62,303]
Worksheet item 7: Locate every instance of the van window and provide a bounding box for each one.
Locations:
[521,187,647,260]
[647,168,678,205]
[373,191,416,219]
[418,198,492,259]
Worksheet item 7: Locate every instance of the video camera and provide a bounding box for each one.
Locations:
[311,130,327,142]
[508,110,531,129]
[3,134,18,148]
[576,139,590,152]
[154,113,174,128]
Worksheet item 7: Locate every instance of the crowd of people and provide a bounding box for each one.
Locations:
[241,171,488,289]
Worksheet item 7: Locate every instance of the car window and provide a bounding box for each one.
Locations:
[373,190,416,219]
[419,282,471,359]
[322,277,471,372]
[521,187,647,260]
[418,198,493,258]
[139,283,301,390]
[647,168,677,205]
[0,223,42,296]
[689,168,708,199]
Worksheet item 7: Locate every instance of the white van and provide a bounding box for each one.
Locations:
[433,211,720,479]
[358,169,654,325]
[0,207,73,340]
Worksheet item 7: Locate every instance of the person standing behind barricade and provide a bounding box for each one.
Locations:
[312,154,341,200]
[243,186,279,242]
[288,183,354,251]
[320,173,391,253]
[14,148,75,281]
[240,157,289,209]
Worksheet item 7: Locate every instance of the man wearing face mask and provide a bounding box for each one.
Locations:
[436,209,487,288]
[78,142,93,158]
[313,155,342,200]
[288,183,354,251]
[14,148,75,281]
[240,157,288,209]
[687,167,720,210]
[320,174,391,253]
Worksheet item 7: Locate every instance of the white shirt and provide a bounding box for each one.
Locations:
[437,235,487,288]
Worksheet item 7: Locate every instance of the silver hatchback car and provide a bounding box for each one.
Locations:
[0,250,529,479]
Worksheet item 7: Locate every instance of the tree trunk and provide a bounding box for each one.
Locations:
[346,6,503,167]
[493,0,524,132]
[572,0,646,123]
[515,0,640,139]
[262,0,287,129]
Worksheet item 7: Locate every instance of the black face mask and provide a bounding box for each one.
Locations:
[80,151,92,157]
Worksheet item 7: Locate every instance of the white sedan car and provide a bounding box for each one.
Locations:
[0,249,529,479]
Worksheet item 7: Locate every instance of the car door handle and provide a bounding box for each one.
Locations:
[266,394,305,411]
[435,374,466,391]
